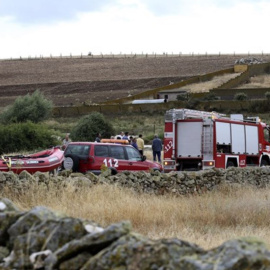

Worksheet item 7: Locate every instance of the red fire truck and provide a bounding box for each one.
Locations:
[163,108,270,172]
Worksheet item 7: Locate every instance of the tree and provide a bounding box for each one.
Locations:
[0,90,53,124]
[70,112,115,141]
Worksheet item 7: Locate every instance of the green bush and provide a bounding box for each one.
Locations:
[70,112,115,141]
[0,90,53,124]
[203,93,219,101]
[0,122,61,154]
[234,92,248,101]
[185,98,200,109]
[176,93,189,101]
[248,100,270,113]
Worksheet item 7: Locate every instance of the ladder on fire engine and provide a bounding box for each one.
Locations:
[167,108,226,121]
[202,119,213,160]
[181,108,226,120]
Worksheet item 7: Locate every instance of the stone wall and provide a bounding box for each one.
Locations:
[2,168,270,269]
[1,167,270,196]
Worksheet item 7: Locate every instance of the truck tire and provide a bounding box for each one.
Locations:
[261,159,269,166]
[226,160,235,168]
[109,167,118,175]
[63,154,80,172]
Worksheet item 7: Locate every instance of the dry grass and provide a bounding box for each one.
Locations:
[181,73,239,93]
[236,74,270,88]
[2,182,270,250]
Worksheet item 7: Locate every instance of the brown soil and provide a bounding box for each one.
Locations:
[1,54,270,108]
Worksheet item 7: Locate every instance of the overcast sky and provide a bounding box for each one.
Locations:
[0,0,269,59]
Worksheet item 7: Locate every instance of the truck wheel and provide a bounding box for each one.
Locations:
[109,167,118,175]
[261,159,269,166]
[63,154,80,172]
[226,161,235,168]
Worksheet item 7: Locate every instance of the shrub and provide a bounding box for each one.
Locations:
[0,122,60,154]
[234,92,248,101]
[70,112,115,141]
[0,90,53,124]
[203,93,219,101]
[248,100,270,113]
[176,93,189,101]
[185,98,200,109]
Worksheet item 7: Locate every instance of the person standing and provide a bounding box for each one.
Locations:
[152,134,162,163]
[137,134,144,156]
[95,133,101,142]
[131,138,138,150]
[122,132,129,141]
[62,133,71,150]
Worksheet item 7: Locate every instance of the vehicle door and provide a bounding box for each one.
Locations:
[92,145,110,172]
[125,146,149,171]
[64,144,91,173]
[108,145,130,171]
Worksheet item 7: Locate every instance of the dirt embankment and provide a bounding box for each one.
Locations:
[1,54,269,107]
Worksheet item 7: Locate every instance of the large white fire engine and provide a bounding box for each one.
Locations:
[163,108,270,172]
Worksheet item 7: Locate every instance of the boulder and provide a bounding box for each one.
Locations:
[81,233,204,269]
[7,206,60,245]
[8,218,87,269]
[45,221,131,269]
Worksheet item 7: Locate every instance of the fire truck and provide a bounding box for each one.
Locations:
[163,108,270,172]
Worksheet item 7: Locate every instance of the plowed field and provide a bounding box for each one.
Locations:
[0,54,269,108]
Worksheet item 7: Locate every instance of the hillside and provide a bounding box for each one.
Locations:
[1,54,270,109]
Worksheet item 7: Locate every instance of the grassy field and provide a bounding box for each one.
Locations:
[2,183,270,250]
[46,113,165,144]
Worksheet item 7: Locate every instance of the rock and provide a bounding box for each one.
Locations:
[19,170,35,180]
[3,172,17,182]
[81,233,204,269]
[45,221,132,269]
[34,171,49,182]
[182,237,270,269]
[58,170,72,177]
[0,198,23,246]
[59,252,92,270]
[7,206,60,246]
[29,250,52,270]
[8,218,87,269]
[67,176,92,188]
[0,246,9,262]
[0,172,6,183]
[0,198,20,212]
[235,58,263,65]
[70,172,85,178]
[85,172,99,182]
[0,212,24,246]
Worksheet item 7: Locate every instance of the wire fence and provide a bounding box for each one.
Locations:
[1,52,269,61]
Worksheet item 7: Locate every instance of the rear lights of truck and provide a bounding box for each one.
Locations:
[202,160,215,169]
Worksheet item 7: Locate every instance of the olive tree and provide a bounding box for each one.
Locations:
[0,90,53,124]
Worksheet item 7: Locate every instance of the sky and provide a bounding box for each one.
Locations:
[0,0,269,59]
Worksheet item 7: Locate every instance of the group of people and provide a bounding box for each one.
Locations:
[113,131,163,163]
[63,131,163,163]
[112,131,145,156]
